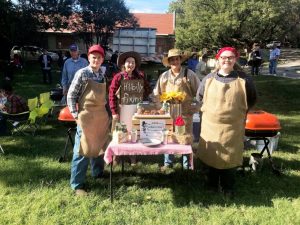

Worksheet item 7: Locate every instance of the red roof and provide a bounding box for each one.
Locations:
[133,13,174,35]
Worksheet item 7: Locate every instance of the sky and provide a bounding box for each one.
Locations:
[11,0,173,13]
[124,0,173,13]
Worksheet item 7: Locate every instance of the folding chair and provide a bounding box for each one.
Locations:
[0,111,30,136]
[27,97,40,135]
[0,97,40,136]
[38,92,54,124]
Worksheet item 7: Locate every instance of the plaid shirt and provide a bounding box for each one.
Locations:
[67,66,106,119]
[4,94,28,114]
[108,71,151,115]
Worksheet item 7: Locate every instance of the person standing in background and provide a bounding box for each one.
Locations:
[61,44,88,103]
[269,44,280,76]
[110,50,119,72]
[195,54,209,81]
[248,43,262,76]
[187,53,199,72]
[38,49,52,84]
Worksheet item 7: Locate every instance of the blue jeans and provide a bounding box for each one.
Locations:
[164,154,189,169]
[70,125,104,190]
[269,59,277,74]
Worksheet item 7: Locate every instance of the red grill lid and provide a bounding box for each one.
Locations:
[58,106,75,122]
[245,110,281,131]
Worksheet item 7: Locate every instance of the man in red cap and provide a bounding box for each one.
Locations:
[67,44,110,196]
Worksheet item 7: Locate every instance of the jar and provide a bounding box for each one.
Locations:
[162,128,169,144]
[131,129,138,143]
[162,102,170,113]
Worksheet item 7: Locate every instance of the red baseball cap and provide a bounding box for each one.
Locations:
[88,45,105,58]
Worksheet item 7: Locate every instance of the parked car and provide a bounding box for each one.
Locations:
[10,45,59,61]
[266,41,281,48]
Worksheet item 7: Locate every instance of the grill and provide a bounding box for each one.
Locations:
[50,88,63,101]
[58,105,75,122]
[245,110,281,175]
[245,110,281,137]
[58,106,76,162]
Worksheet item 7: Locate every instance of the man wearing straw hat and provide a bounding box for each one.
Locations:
[153,49,200,170]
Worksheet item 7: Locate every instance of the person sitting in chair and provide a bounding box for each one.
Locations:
[0,82,28,135]
[0,82,28,114]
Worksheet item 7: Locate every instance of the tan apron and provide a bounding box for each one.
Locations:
[78,79,110,157]
[162,72,194,134]
[198,76,247,169]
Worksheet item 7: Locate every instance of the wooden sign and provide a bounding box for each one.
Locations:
[120,80,144,105]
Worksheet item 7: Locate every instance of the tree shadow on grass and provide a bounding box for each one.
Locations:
[1,120,73,161]
[0,157,70,188]
[101,156,300,207]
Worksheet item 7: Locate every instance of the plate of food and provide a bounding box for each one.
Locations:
[140,138,162,147]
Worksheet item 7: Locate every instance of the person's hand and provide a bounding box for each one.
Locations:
[112,114,119,120]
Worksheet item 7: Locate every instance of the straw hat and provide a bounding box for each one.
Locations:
[162,49,188,67]
[117,51,141,69]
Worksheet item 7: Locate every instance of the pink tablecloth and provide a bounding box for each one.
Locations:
[104,142,194,169]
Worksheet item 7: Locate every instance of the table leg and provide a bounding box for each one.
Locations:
[181,155,184,171]
[62,132,70,161]
[67,128,75,146]
[110,162,113,203]
[121,156,124,175]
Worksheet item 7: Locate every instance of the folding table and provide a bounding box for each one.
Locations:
[104,142,193,202]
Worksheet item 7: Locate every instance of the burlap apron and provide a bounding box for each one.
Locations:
[78,79,110,157]
[162,73,194,134]
[198,76,247,169]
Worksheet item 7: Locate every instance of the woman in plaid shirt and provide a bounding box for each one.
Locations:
[109,51,151,119]
[109,51,151,164]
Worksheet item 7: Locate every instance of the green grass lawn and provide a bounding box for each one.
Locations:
[0,63,300,225]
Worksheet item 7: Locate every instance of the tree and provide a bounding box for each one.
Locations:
[0,0,15,54]
[170,0,300,50]
[0,0,74,50]
[71,0,137,48]
[0,0,42,59]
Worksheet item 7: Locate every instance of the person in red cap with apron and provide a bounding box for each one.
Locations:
[67,44,110,196]
[197,47,257,198]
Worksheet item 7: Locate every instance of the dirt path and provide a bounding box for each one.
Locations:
[260,48,300,79]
